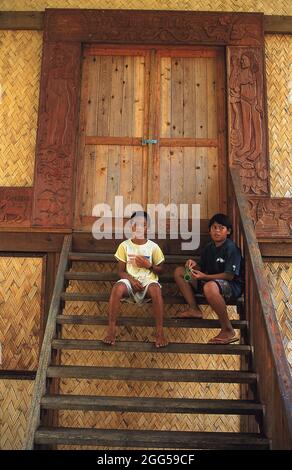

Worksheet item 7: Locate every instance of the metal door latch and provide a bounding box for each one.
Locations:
[142,138,158,145]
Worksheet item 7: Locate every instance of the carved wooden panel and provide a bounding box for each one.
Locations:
[44,9,264,47]
[0,188,32,227]
[227,47,268,195]
[32,41,81,228]
[249,198,292,237]
[32,9,283,232]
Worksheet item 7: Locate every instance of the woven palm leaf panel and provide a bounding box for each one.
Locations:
[0,256,43,370]
[0,1,291,15]
[0,380,34,450]
[0,31,42,187]
[264,262,292,370]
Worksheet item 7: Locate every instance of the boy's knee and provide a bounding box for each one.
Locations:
[203,281,219,297]
[147,284,161,298]
[174,266,184,279]
[112,283,127,297]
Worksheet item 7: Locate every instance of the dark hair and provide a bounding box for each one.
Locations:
[208,213,233,235]
[130,211,150,225]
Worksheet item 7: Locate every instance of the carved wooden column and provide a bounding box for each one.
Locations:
[227,46,269,196]
[32,41,81,228]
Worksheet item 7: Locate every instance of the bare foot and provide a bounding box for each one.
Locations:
[177,308,203,319]
[208,331,238,345]
[155,333,169,348]
[103,330,116,345]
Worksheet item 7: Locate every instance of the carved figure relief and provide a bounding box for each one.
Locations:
[33,145,72,226]
[249,198,292,237]
[35,188,70,227]
[45,10,263,47]
[32,42,80,227]
[0,189,32,226]
[40,46,77,147]
[38,147,71,185]
[228,48,268,195]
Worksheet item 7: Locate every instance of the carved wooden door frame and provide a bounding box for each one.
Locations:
[31,9,275,232]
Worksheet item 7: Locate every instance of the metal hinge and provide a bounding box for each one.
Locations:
[142,138,158,145]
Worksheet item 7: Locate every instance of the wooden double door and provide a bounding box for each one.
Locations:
[74,45,226,229]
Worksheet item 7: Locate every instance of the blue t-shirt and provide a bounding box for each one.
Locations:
[200,238,244,298]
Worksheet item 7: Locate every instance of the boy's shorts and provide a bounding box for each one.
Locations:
[196,279,235,301]
[116,279,162,306]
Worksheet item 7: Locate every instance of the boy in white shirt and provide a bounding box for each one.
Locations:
[103,211,168,348]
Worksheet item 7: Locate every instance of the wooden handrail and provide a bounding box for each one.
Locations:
[23,234,72,449]
[229,167,292,449]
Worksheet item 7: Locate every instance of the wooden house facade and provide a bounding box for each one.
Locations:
[0,1,291,450]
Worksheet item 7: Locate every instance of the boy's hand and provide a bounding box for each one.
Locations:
[130,278,144,292]
[191,270,205,280]
[135,255,152,269]
[186,259,197,270]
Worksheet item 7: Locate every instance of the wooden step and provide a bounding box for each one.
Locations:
[69,252,198,264]
[41,394,263,415]
[64,271,174,282]
[61,292,243,306]
[34,427,269,449]
[51,339,250,355]
[56,315,247,330]
[46,366,257,383]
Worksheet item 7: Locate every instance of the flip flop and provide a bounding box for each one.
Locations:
[208,335,239,345]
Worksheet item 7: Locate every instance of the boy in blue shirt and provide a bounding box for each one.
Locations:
[174,213,243,344]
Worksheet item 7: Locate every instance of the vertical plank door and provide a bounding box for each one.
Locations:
[150,48,227,222]
[74,47,149,230]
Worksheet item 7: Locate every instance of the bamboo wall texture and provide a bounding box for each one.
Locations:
[264,262,292,370]
[0,379,34,450]
[0,31,42,186]
[0,0,291,14]
[0,256,43,370]
[265,34,292,198]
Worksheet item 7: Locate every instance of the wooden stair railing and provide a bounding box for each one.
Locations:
[23,234,72,450]
[229,167,292,449]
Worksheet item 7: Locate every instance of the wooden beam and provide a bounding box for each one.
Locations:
[0,370,36,380]
[259,240,292,258]
[264,15,292,34]
[0,11,290,35]
[0,11,44,30]
[0,231,68,252]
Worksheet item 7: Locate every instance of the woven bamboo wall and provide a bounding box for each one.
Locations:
[0,379,34,450]
[0,0,291,14]
[0,256,43,370]
[266,35,292,198]
[0,31,42,186]
[264,262,292,370]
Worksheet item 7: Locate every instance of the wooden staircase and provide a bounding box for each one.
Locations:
[23,168,292,450]
[24,238,270,450]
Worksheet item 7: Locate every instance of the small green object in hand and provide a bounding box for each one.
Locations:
[184,266,193,282]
